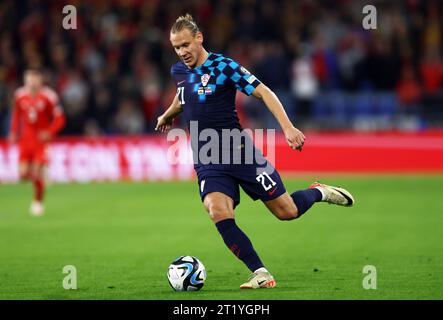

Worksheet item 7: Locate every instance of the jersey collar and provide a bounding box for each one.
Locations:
[194,52,213,71]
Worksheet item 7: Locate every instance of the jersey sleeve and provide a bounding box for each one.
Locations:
[43,88,60,110]
[171,64,178,85]
[43,88,66,135]
[9,93,21,136]
[224,58,261,96]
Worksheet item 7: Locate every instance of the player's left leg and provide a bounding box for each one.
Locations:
[29,162,45,216]
[239,164,321,220]
[240,156,354,220]
[264,182,355,220]
[263,192,299,220]
[29,146,47,216]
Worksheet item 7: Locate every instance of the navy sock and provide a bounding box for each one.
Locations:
[215,218,264,272]
[291,188,323,217]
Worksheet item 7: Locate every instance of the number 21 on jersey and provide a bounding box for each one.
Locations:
[177,86,185,104]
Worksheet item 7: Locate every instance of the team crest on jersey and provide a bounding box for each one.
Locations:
[201,74,210,87]
[198,74,213,95]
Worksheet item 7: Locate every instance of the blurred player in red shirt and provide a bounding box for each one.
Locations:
[7,69,66,216]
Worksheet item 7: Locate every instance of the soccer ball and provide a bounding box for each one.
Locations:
[167,256,206,291]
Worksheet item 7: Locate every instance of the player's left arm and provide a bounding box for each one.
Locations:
[47,106,66,135]
[41,89,66,141]
[251,84,305,151]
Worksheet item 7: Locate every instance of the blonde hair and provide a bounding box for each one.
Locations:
[171,13,200,35]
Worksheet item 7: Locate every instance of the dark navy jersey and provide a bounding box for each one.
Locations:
[171,52,261,132]
[171,52,261,167]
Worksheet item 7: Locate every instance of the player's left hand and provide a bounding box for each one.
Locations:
[38,131,52,142]
[284,126,305,151]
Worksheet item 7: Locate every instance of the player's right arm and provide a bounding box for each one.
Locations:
[7,94,21,144]
[155,93,183,133]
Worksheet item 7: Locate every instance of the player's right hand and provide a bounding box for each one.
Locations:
[155,115,174,133]
[7,133,17,144]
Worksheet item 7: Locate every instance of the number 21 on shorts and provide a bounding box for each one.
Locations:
[256,172,276,191]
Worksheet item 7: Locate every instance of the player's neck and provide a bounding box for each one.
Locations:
[195,49,209,68]
[29,87,40,96]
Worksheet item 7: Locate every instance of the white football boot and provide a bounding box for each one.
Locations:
[30,201,44,216]
[240,271,276,289]
[310,182,355,207]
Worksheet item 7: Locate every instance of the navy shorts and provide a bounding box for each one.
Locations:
[195,161,287,208]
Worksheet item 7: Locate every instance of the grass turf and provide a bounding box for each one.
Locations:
[0,175,442,300]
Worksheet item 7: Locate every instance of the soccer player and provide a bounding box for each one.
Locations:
[156,14,355,289]
[7,68,66,216]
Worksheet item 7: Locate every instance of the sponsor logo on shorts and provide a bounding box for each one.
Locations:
[200,180,205,193]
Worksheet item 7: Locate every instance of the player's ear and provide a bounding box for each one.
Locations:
[195,32,203,45]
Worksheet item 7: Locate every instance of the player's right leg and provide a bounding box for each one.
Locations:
[203,192,275,289]
[18,145,33,181]
[18,161,32,181]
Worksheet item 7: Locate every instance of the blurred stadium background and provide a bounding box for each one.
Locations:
[2,0,443,134]
[1,0,443,300]
[1,0,443,182]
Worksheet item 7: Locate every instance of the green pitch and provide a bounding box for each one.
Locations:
[1,175,442,300]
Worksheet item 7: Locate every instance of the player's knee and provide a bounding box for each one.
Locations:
[32,169,43,180]
[275,205,299,221]
[277,210,298,221]
[205,202,233,222]
[19,170,30,180]
[209,206,233,222]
